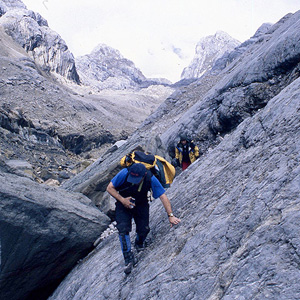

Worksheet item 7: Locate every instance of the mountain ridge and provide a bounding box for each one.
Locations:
[76,43,147,91]
[0,4,80,83]
[181,30,240,79]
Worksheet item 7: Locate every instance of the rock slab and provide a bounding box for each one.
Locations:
[0,165,110,300]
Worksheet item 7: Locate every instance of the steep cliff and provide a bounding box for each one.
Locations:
[181,31,240,79]
[0,1,80,84]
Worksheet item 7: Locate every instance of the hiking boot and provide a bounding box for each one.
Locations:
[124,260,133,274]
[135,242,145,252]
[123,251,137,274]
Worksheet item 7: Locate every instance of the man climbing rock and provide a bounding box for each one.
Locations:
[106,163,181,274]
[175,134,199,170]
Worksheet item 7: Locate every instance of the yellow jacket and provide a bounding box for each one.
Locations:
[175,140,199,165]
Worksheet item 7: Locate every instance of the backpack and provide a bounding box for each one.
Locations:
[120,151,175,188]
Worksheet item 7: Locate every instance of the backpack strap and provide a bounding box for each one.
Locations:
[118,168,152,193]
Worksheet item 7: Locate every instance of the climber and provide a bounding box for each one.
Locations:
[106,163,181,274]
[175,134,200,170]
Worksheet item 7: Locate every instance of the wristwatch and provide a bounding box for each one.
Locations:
[168,212,174,218]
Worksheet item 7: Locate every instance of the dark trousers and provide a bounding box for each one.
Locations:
[115,201,150,244]
[182,161,191,170]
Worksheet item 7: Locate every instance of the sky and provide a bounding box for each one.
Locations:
[21,0,300,83]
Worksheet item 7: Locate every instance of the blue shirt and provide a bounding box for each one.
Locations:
[111,168,165,199]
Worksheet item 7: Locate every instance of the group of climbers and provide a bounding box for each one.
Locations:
[106,133,199,274]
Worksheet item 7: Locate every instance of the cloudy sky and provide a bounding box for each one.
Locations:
[22,0,299,82]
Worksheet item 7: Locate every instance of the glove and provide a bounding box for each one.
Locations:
[171,158,179,167]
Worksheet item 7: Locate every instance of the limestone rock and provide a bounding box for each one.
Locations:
[160,11,300,154]
[2,3,300,299]
[211,22,274,74]
[0,5,79,83]
[76,43,146,90]
[181,31,240,79]
[0,165,110,300]
[5,159,33,178]
[56,11,300,299]
[0,0,26,16]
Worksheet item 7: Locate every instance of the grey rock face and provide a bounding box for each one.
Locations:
[252,22,273,37]
[1,3,299,299]
[50,68,300,300]
[0,163,110,300]
[0,6,80,83]
[0,0,26,16]
[76,44,146,90]
[181,31,240,79]
[62,9,300,208]
[211,22,273,73]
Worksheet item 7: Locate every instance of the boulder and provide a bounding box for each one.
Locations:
[0,166,110,300]
[5,159,33,178]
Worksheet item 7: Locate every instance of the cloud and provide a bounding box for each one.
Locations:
[171,46,186,60]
